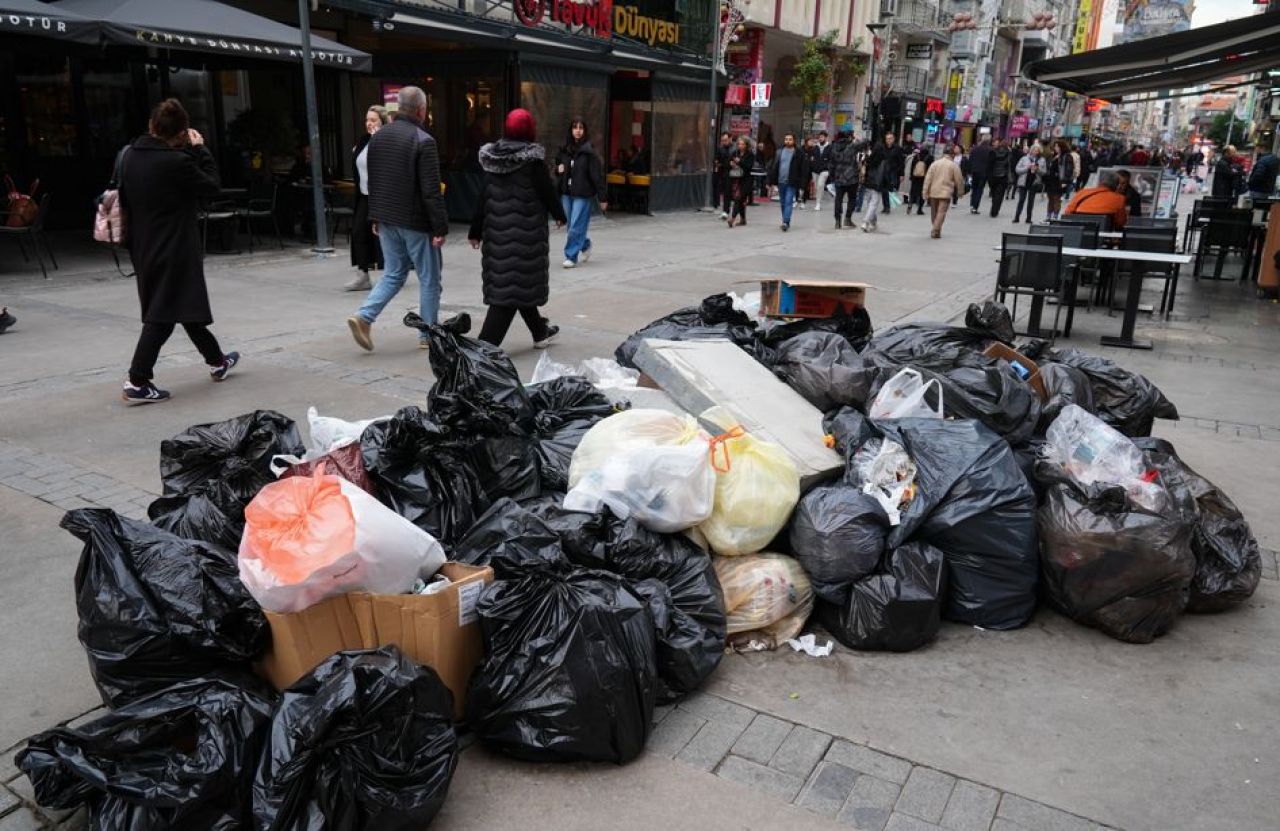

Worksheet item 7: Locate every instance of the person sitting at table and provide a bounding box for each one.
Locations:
[1115,169,1142,218]
[1064,170,1128,229]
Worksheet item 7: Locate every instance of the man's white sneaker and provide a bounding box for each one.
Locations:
[562,259,576,269]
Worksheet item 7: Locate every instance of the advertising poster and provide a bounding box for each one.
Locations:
[1119,0,1193,43]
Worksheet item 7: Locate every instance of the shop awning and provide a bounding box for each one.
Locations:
[1024,13,1280,100]
[53,0,372,71]
[1,0,99,43]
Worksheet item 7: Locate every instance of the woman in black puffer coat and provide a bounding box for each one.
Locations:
[469,108,568,348]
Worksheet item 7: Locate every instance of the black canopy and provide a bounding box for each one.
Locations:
[54,0,372,71]
[1025,13,1280,100]
[1,0,98,43]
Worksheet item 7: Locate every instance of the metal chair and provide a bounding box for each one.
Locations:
[1049,217,1102,308]
[1030,223,1084,332]
[199,198,241,255]
[1194,208,1253,281]
[1184,197,1232,252]
[1121,227,1180,317]
[239,180,282,252]
[996,232,1067,343]
[325,188,356,243]
[0,192,57,279]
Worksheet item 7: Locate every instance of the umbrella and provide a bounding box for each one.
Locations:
[54,0,372,71]
[1,0,99,43]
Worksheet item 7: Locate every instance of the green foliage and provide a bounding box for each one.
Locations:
[1203,111,1233,147]
[789,31,866,128]
[227,108,300,159]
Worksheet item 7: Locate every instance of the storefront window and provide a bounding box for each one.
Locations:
[18,56,75,157]
[520,63,609,164]
[168,68,217,154]
[82,61,134,159]
[651,98,709,175]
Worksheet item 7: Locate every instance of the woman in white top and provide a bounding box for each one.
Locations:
[345,105,389,291]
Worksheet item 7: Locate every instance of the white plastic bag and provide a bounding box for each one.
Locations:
[698,407,800,557]
[729,290,763,321]
[1045,404,1169,514]
[307,406,389,453]
[238,468,445,613]
[530,352,639,390]
[868,368,944,420]
[530,352,577,384]
[568,409,703,489]
[564,442,715,533]
[850,439,918,526]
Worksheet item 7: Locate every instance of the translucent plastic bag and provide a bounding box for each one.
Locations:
[714,553,813,651]
[698,408,801,556]
[849,439,917,526]
[239,467,446,613]
[564,442,715,533]
[307,406,389,453]
[568,409,703,489]
[868,368,944,420]
[1045,405,1169,514]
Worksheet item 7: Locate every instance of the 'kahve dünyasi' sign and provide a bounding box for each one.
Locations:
[131,27,359,65]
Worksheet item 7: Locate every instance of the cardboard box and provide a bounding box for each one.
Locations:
[257,562,492,720]
[982,342,1047,401]
[758,279,869,319]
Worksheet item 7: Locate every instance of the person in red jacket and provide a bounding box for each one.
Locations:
[1129,144,1150,167]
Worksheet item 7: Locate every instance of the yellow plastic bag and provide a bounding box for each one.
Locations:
[567,408,703,489]
[698,408,800,556]
[714,553,813,651]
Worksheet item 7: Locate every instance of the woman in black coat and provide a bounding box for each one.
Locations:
[726,135,755,228]
[120,98,236,404]
[345,104,388,291]
[468,108,568,348]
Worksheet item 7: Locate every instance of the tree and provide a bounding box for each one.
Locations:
[1202,111,1234,147]
[788,30,867,133]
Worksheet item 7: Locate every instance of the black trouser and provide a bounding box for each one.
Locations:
[909,178,925,213]
[988,179,1008,216]
[713,174,732,213]
[834,184,858,222]
[478,304,549,347]
[969,174,988,210]
[1012,186,1037,222]
[129,321,223,386]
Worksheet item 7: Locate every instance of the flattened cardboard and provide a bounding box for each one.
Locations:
[258,562,493,720]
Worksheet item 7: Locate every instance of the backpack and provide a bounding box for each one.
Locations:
[94,146,130,245]
[4,175,39,227]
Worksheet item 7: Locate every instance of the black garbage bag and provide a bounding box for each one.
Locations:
[424,323,534,434]
[772,332,865,411]
[758,306,873,352]
[614,293,765,369]
[790,484,889,603]
[1036,363,1096,434]
[466,558,657,763]
[817,541,946,652]
[1036,460,1195,643]
[63,508,269,708]
[1043,348,1178,437]
[964,300,1016,344]
[157,409,304,501]
[823,406,876,456]
[17,678,274,831]
[528,376,616,492]
[1135,438,1261,613]
[467,432,543,503]
[360,407,491,546]
[253,647,458,831]
[880,419,1040,629]
[147,478,244,552]
[460,499,724,703]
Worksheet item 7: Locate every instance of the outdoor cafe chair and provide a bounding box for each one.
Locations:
[1050,217,1104,306]
[1120,227,1180,318]
[1194,208,1253,281]
[1030,223,1086,328]
[0,192,57,279]
[1126,216,1177,230]
[239,180,283,253]
[996,232,1067,344]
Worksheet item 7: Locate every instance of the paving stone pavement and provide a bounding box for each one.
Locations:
[648,691,1121,831]
[0,441,155,521]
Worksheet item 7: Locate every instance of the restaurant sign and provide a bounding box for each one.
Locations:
[514,0,683,46]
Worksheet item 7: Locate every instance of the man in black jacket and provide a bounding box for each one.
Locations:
[767,133,809,231]
[808,130,833,212]
[987,137,1011,217]
[347,85,448,352]
[881,132,905,213]
[967,136,992,214]
[828,127,860,229]
[714,132,734,218]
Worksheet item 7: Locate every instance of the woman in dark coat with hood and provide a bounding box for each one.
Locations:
[468,108,568,348]
[120,98,237,404]
[344,104,389,290]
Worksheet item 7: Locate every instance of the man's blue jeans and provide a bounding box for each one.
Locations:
[778,184,797,225]
[562,196,593,262]
[358,223,442,327]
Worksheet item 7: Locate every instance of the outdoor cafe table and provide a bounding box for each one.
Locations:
[993,245,1192,349]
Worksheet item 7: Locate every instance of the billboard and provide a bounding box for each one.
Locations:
[1119,0,1193,43]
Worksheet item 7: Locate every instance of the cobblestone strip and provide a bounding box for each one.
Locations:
[651,692,1119,831]
[0,441,156,521]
